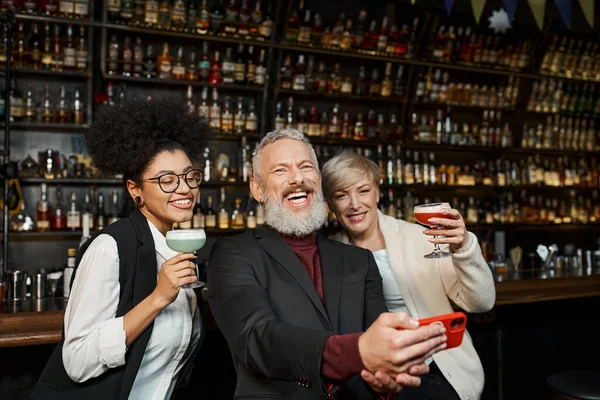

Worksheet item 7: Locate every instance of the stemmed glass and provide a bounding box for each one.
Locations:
[414,202,451,259]
[165,228,206,289]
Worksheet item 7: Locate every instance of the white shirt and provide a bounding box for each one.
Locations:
[62,219,202,400]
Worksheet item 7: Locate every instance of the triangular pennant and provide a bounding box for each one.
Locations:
[502,0,519,22]
[445,0,456,15]
[527,0,546,30]
[577,0,594,27]
[553,0,572,28]
[471,0,487,24]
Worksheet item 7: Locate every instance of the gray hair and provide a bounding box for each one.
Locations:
[321,151,380,201]
[251,129,319,182]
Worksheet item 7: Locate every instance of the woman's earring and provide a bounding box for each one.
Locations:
[134,196,143,205]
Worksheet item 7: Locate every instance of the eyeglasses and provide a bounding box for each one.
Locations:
[145,169,203,193]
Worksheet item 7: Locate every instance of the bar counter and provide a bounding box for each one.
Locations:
[1,271,599,348]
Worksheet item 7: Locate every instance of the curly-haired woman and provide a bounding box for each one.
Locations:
[32,97,212,400]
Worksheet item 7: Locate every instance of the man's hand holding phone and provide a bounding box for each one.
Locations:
[358,312,448,393]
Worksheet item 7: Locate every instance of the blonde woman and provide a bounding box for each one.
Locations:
[322,151,495,400]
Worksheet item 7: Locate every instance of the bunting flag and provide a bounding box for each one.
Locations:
[577,0,594,27]
[527,0,546,30]
[553,0,572,28]
[471,0,487,24]
[444,0,455,15]
[502,0,519,22]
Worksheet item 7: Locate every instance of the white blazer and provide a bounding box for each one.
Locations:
[333,210,496,400]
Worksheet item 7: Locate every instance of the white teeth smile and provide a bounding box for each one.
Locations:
[172,199,191,205]
[348,212,367,221]
[285,191,308,201]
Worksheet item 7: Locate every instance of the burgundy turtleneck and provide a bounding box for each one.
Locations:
[279,232,365,383]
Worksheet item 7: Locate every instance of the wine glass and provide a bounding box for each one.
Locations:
[165,228,206,289]
[414,202,451,259]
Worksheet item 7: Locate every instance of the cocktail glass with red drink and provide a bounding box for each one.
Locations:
[414,202,451,259]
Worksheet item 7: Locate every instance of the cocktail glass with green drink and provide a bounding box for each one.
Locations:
[166,228,206,289]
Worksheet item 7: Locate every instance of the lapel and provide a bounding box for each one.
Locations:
[254,226,331,330]
[318,234,343,332]
[130,209,158,305]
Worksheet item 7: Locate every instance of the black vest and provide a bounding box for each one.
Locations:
[30,209,204,400]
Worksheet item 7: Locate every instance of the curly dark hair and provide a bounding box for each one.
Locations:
[86,97,211,183]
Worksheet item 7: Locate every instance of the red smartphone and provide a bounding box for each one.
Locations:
[418,311,467,349]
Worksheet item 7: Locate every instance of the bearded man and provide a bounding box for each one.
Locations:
[207,129,448,400]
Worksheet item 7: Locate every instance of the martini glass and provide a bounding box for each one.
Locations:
[414,202,451,259]
[165,228,206,289]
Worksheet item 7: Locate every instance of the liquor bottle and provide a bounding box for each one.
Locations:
[195,0,210,34]
[52,24,63,71]
[55,85,71,123]
[120,0,133,22]
[245,45,256,83]
[205,195,217,228]
[251,0,263,36]
[107,35,119,75]
[259,1,273,38]
[36,183,52,232]
[237,0,251,36]
[245,99,258,133]
[64,248,76,298]
[40,84,54,123]
[24,85,36,122]
[234,97,245,134]
[209,50,224,84]
[132,36,144,77]
[171,45,186,80]
[218,187,230,229]
[157,42,172,79]
[246,197,257,228]
[96,192,106,230]
[121,36,133,77]
[52,186,66,230]
[233,44,246,84]
[66,191,81,231]
[223,0,239,35]
[157,0,171,28]
[230,198,246,229]
[108,191,120,225]
[209,0,225,34]
[209,87,221,131]
[143,44,156,78]
[380,62,393,97]
[186,46,198,80]
[28,23,42,69]
[221,96,233,134]
[144,0,159,25]
[198,86,209,117]
[171,0,187,29]
[107,0,121,21]
[192,194,205,228]
[82,192,95,231]
[198,41,210,81]
[75,27,88,72]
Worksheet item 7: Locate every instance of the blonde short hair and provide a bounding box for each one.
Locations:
[321,151,380,201]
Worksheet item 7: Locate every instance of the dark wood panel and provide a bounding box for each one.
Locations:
[495,274,600,305]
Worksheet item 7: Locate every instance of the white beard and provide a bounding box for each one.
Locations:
[262,188,327,237]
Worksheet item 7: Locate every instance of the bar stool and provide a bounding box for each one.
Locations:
[547,370,600,400]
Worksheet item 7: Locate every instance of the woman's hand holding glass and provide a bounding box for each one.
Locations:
[422,208,469,252]
[153,253,198,308]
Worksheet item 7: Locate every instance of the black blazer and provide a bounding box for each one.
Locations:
[207,226,387,400]
[31,209,205,400]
